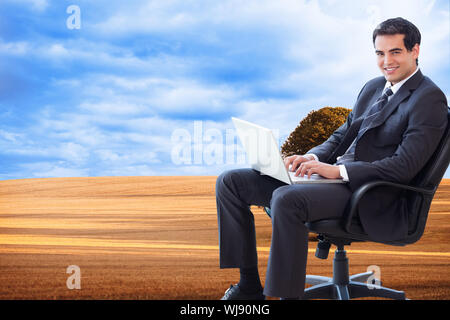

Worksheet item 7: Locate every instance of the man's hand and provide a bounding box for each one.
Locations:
[283,154,315,172]
[294,160,342,179]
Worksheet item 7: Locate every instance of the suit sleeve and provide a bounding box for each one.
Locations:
[344,87,448,191]
[306,111,354,162]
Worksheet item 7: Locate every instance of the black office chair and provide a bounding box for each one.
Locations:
[265,108,450,299]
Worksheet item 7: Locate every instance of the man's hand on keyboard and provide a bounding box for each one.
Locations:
[283,154,315,172]
[293,160,341,179]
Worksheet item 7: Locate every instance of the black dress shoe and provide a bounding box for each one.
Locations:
[220,284,265,300]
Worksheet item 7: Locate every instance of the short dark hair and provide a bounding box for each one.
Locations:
[373,17,421,65]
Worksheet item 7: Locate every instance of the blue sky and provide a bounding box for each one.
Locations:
[0,0,449,179]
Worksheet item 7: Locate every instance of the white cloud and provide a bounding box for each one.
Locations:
[19,161,89,178]
[95,149,160,165]
[0,41,30,56]
[47,43,70,58]
[29,0,47,11]
[2,0,48,12]
[79,101,148,115]
[59,142,90,165]
[93,0,207,35]
[0,129,23,143]
[54,73,244,117]
[145,81,241,114]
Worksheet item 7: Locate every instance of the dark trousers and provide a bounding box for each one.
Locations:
[216,168,352,298]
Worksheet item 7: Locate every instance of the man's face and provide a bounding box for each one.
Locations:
[374,34,419,85]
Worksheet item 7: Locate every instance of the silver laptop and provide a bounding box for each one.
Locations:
[232,117,345,185]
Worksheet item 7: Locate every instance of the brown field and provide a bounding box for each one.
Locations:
[0,176,449,300]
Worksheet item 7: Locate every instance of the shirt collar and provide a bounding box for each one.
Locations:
[384,67,419,95]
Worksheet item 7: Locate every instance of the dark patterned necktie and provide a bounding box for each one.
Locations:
[366,87,393,117]
[335,87,394,164]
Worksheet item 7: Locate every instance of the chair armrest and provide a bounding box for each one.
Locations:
[344,180,436,233]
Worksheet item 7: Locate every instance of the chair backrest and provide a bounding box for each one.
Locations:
[410,108,450,188]
[404,108,450,244]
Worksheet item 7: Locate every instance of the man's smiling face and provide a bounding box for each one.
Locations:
[375,33,419,85]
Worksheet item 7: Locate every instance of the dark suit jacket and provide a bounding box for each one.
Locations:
[307,70,448,241]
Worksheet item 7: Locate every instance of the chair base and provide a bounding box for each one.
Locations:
[304,248,406,300]
[304,278,406,300]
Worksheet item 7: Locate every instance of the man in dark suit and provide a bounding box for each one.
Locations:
[216,17,448,300]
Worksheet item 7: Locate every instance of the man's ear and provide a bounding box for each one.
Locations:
[412,43,420,59]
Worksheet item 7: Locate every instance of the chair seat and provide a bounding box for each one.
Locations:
[306,219,370,242]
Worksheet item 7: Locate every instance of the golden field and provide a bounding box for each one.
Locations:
[0,176,449,300]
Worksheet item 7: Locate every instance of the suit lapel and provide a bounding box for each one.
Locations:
[326,116,364,163]
[358,69,424,139]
